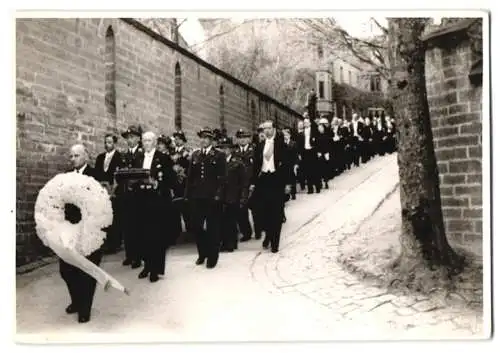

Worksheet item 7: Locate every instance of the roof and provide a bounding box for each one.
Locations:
[120,18,302,118]
[421,18,479,46]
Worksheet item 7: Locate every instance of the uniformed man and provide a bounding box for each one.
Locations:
[218,136,248,252]
[120,125,144,269]
[171,130,191,241]
[234,128,255,242]
[185,127,226,269]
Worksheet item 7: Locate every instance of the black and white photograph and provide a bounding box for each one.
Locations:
[10,5,492,345]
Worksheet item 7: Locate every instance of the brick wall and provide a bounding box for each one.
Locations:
[16,18,301,266]
[424,22,482,245]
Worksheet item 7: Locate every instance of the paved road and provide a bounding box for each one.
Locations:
[16,154,485,342]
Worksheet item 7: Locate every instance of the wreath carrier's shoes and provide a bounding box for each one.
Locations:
[138,269,149,279]
[131,261,141,269]
[149,274,159,283]
[195,257,205,265]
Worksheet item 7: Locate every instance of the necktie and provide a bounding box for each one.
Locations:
[264,140,273,161]
[104,153,112,172]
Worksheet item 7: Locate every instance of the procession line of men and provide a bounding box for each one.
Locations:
[59,110,396,323]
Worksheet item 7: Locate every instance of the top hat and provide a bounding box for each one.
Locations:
[216,136,234,148]
[319,117,329,125]
[172,130,187,142]
[121,125,142,138]
[197,127,215,139]
[235,128,252,138]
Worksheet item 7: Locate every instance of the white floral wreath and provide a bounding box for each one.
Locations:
[34,173,113,256]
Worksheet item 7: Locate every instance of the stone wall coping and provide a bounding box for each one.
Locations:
[121,18,303,119]
[421,18,479,48]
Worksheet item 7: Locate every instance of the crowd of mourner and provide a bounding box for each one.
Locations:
[62,109,397,323]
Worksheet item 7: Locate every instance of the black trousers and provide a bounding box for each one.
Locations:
[59,249,102,317]
[222,203,240,250]
[256,172,285,251]
[237,205,253,238]
[140,192,172,276]
[302,150,321,191]
[190,199,222,263]
[122,193,142,263]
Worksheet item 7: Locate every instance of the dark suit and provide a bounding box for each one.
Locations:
[95,150,124,252]
[221,155,248,251]
[185,147,226,266]
[135,150,175,276]
[296,127,321,193]
[352,120,365,166]
[234,144,254,240]
[251,132,292,252]
[284,138,299,198]
[59,165,102,320]
[339,123,354,170]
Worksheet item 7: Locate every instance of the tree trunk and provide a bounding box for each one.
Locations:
[387,18,464,273]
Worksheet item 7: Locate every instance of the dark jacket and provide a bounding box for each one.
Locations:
[122,145,144,169]
[94,150,124,185]
[251,131,293,187]
[284,138,300,166]
[234,144,254,189]
[222,155,248,205]
[136,150,176,199]
[185,147,226,201]
[315,132,332,155]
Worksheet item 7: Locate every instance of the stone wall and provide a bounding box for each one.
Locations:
[424,19,483,245]
[16,18,301,266]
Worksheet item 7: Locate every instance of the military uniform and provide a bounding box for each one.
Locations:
[185,128,226,269]
[218,137,248,252]
[119,125,144,269]
[171,131,191,242]
[233,129,255,241]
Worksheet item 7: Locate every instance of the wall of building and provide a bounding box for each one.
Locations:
[16,18,301,266]
[424,23,482,246]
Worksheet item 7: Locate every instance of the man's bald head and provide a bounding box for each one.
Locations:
[70,143,88,169]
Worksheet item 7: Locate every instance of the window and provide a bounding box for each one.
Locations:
[104,26,116,117]
[317,44,324,59]
[348,71,352,85]
[174,62,182,130]
[370,75,381,92]
[250,100,257,131]
[318,81,325,99]
[339,66,344,83]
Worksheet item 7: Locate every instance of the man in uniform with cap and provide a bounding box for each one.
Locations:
[234,128,255,242]
[185,127,226,269]
[218,135,248,252]
[171,130,191,241]
[120,125,144,269]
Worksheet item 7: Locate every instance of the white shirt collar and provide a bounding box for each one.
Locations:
[144,148,155,156]
[204,145,213,153]
[77,164,87,173]
[105,149,116,156]
[130,145,138,153]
